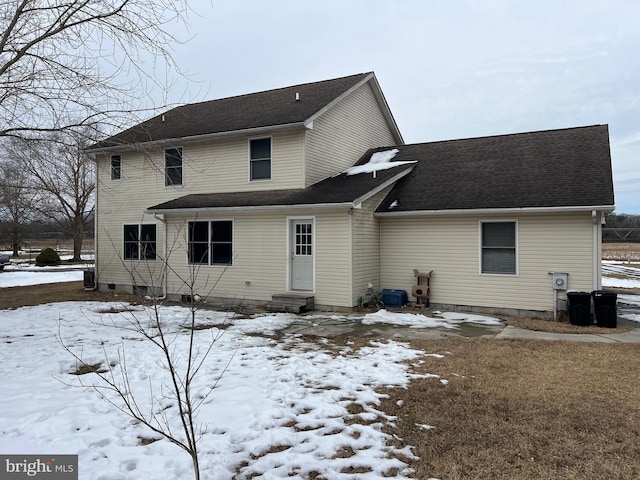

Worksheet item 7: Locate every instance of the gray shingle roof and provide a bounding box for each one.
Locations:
[91,73,373,149]
[147,164,412,212]
[376,125,615,213]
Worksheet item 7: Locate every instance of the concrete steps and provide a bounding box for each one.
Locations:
[268,293,314,314]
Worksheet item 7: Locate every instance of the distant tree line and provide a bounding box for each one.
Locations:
[0,132,95,259]
[603,212,640,242]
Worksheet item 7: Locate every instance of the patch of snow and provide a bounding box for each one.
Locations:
[343,148,416,176]
[388,200,399,209]
[618,294,640,307]
[603,276,640,289]
[362,309,502,329]
[0,302,438,479]
[415,423,435,431]
[0,270,83,288]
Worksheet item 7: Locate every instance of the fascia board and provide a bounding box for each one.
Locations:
[352,167,415,206]
[146,202,354,216]
[375,204,616,217]
[86,122,308,154]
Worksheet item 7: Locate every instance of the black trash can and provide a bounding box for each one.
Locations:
[566,291,592,326]
[592,290,617,328]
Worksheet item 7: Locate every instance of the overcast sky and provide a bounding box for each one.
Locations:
[159,0,639,213]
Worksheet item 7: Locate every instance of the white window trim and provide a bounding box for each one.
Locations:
[478,219,519,276]
[248,136,272,182]
[110,154,122,181]
[186,218,235,268]
[164,146,184,187]
[123,223,158,262]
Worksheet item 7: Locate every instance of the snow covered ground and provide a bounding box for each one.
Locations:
[0,302,440,479]
[0,260,639,479]
[0,256,91,288]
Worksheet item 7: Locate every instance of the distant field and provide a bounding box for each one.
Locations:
[603,242,640,262]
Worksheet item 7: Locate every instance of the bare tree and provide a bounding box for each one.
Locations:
[0,0,190,141]
[0,159,42,255]
[6,130,95,260]
[58,226,234,480]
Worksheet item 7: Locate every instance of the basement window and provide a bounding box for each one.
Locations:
[480,221,517,275]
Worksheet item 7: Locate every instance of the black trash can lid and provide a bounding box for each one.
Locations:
[592,290,617,297]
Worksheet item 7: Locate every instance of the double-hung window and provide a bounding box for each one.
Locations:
[481,221,517,275]
[124,224,157,261]
[111,155,121,180]
[249,138,271,181]
[188,220,233,266]
[165,147,183,186]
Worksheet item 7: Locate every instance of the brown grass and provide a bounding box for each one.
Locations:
[507,317,633,334]
[602,242,640,263]
[378,338,640,480]
[0,281,143,310]
[3,282,640,478]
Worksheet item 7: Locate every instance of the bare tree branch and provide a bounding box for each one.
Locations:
[0,0,191,140]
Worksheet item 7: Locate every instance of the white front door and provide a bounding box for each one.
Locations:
[290,219,314,291]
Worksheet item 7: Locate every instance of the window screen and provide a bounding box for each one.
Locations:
[481,222,516,274]
[250,138,271,181]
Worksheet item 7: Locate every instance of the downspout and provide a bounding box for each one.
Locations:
[592,210,599,291]
[153,213,168,300]
[94,171,99,289]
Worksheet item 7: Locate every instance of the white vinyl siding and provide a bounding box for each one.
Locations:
[314,211,353,307]
[154,209,352,307]
[305,82,397,186]
[94,130,306,288]
[380,213,596,314]
[350,188,392,305]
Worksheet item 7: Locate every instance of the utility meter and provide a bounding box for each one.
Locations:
[552,272,568,290]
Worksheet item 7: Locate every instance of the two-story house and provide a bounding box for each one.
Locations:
[88,72,615,318]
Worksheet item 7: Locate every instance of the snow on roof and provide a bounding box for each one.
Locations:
[344,148,416,176]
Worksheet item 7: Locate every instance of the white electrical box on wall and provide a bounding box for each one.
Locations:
[551,272,568,290]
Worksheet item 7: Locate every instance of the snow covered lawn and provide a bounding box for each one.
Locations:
[0,302,442,479]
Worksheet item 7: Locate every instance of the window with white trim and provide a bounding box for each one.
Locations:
[249,138,271,181]
[165,147,182,186]
[124,224,156,260]
[188,220,233,266]
[111,154,121,180]
[481,221,516,274]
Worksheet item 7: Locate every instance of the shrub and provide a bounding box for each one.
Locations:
[35,248,61,267]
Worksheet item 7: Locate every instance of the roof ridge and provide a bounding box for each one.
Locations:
[166,72,372,111]
[400,124,608,148]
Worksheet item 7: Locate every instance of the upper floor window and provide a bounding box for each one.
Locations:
[165,147,182,186]
[249,138,271,181]
[124,224,157,261]
[481,221,517,275]
[111,155,121,180]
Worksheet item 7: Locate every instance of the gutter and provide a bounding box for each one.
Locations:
[146,201,355,216]
[86,122,309,154]
[375,204,616,217]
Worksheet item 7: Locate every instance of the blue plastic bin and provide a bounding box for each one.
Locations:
[381,289,408,307]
